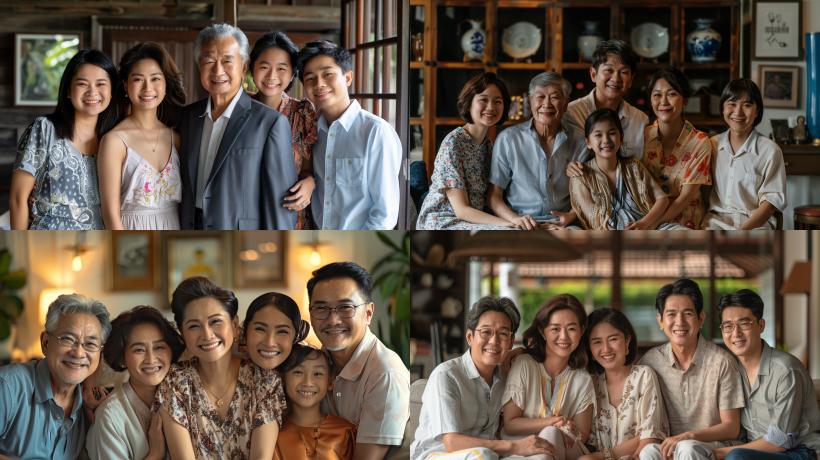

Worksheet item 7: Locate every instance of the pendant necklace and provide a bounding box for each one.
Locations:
[291,413,327,458]
[75,131,90,155]
[200,360,237,407]
[132,117,160,152]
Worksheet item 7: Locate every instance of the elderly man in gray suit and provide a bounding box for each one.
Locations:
[179,23,297,230]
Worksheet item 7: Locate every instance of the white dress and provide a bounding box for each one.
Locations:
[111,130,182,230]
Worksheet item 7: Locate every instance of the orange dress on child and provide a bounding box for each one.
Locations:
[273,413,357,460]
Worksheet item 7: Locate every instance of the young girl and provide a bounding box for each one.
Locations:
[702,78,786,230]
[274,343,357,460]
[501,294,594,460]
[10,49,118,229]
[98,41,187,230]
[417,72,516,229]
[570,108,678,230]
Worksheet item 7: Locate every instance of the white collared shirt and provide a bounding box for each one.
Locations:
[311,100,401,230]
[706,129,787,229]
[196,88,245,209]
[565,88,649,161]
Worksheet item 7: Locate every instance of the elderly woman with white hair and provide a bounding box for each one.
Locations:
[0,294,111,460]
[486,71,590,230]
[177,22,297,230]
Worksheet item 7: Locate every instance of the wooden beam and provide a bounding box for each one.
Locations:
[224,0,237,25]
[0,1,213,20]
[238,4,341,24]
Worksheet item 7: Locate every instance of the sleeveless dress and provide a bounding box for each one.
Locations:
[111,129,182,230]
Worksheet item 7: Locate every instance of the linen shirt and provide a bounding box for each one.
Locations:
[705,129,787,229]
[592,365,669,450]
[500,353,595,440]
[638,335,745,437]
[565,88,649,161]
[321,327,410,446]
[490,119,591,221]
[311,101,401,230]
[195,87,245,209]
[739,340,820,455]
[0,359,87,460]
[86,381,170,460]
[410,349,506,460]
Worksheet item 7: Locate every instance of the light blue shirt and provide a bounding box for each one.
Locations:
[311,100,402,230]
[0,359,87,460]
[490,119,591,221]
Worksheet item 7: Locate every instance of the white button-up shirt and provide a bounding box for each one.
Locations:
[705,129,787,229]
[196,88,244,209]
[565,88,649,161]
[311,100,401,230]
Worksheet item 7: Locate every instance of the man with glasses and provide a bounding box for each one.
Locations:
[711,290,820,460]
[307,261,410,460]
[411,296,556,460]
[0,294,111,460]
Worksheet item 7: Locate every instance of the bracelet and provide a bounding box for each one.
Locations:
[602,448,614,460]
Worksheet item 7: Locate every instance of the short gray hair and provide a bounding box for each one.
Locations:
[44,294,112,343]
[195,23,250,66]
[529,72,572,100]
[465,296,521,334]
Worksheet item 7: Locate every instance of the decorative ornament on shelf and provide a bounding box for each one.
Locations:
[687,19,722,63]
[509,96,524,121]
[412,34,424,62]
[502,22,541,62]
[806,32,820,145]
[792,116,810,145]
[578,22,604,61]
[631,23,669,59]
[460,20,487,62]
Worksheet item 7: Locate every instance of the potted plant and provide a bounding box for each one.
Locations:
[371,231,410,366]
[0,249,27,359]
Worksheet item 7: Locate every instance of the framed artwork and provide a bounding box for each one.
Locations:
[759,65,799,108]
[752,0,803,60]
[107,231,158,291]
[14,33,82,107]
[770,119,791,144]
[234,231,287,288]
[161,232,232,306]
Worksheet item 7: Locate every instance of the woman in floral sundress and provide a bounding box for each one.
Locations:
[417,72,517,230]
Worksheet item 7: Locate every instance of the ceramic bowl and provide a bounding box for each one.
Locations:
[502,22,542,59]
[631,23,669,58]
[688,79,715,92]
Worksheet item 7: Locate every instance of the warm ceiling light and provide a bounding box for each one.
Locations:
[71,255,82,272]
[310,249,322,267]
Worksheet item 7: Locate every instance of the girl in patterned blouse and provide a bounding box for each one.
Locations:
[156,277,286,460]
[580,308,669,460]
[417,72,517,230]
[248,31,319,229]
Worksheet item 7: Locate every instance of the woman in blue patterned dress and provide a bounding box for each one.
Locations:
[417,72,515,229]
[9,49,119,229]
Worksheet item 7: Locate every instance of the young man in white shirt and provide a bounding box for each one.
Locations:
[296,39,402,230]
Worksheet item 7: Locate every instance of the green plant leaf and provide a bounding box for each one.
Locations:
[0,295,24,320]
[371,254,395,277]
[376,231,401,252]
[0,251,11,277]
[0,270,27,290]
[0,315,10,342]
[394,287,410,322]
[381,272,399,301]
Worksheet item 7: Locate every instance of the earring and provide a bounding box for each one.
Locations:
[626,349,629,355]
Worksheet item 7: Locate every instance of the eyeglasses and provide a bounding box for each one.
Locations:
[719,321,755,334]
[474,328,512,342]
[309,303,367,320]
[49,333,102,353]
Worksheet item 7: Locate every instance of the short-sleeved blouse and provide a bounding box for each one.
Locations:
[642,119,713,229]
[273,414,357,460]
[500,353,595,440]
[154,357,286,460]
[13,117,104,229]
[417,126,510,230]
[278,93,318,230]
[591,365,669,451]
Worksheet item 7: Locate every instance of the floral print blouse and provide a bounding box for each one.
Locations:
[154,357,285,460]
[591,365,669,452]
[416,126,510,230]
[278,92,318,230]
[642,119,713,229]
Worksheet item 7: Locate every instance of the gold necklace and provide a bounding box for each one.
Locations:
[290,414,327,458]
[131,117,160,152]
[75,130,91,155]
[200,361,236,407]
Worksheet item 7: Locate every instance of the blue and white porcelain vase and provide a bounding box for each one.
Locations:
[461,20,486,62]
[806,33,820,144]
[578,22,604,61]
[686,19,722,63]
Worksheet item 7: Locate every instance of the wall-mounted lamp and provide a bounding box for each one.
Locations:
[64,231,91,272]
[306,231,325,267]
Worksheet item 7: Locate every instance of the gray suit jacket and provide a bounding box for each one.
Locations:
[178,90,298,229]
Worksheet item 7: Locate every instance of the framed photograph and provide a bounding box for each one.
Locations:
[14,33,82,107]
[759,65,799,108]
[107,231,158,291]
[234,231,287,288]
[752,0,803,60]
[770,119,791,144]
[161,232,233,306]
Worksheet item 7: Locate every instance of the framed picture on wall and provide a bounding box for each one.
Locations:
[759,65,799,108]
[14,33,82,107]
[161,231,233,306]
[107,231,159,291]
[234,231,287,288]
[752,0,803,60]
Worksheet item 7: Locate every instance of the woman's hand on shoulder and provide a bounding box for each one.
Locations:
[82,385,109,423]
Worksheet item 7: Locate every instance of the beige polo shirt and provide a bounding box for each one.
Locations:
[321,327,410,446]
